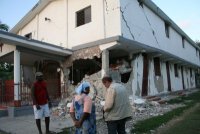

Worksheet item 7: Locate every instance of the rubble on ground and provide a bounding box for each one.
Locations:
[50,68,199,133]
[50,87,188,134]
[51,71,105,121]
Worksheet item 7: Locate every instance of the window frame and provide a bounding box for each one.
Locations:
[174,64,178,77]
[153,57,161,76]
[24,33,32,39]
[76,6,91,27]
[165,22,170,38]
[182,36,185,48]
[190,68,193,77]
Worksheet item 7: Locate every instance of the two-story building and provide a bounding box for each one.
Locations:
[0,0,200,107]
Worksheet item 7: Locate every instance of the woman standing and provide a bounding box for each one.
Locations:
[70,81,96,134]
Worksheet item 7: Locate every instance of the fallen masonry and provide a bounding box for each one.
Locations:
[50,84,199,133]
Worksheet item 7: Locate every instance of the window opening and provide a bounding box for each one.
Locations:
[76,6,91,27]
[154,57,161,76]
[165,22,170,38]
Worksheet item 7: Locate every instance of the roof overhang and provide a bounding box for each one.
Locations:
[116,36,200,68]
[0,30,72,57]
[72,35,200,68]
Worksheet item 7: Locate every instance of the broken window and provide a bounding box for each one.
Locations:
[76,6,91,27]
[196,48,198,57]
[154,57,161,76]
[182,36,185,48]
[24,33,32,39]
[174,64,178,77]
[190,68,193,77]
[165,22,170,38]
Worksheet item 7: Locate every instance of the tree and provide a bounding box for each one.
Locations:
[0,21,9,31]
[0,62,13,72]
[0,21,13,80]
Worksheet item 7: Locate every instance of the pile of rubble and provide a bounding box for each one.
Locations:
[97,98,186,134]
[50,67,199,133]
[50,92,186,134]
[97,89,199,134]
[50,71,105,121]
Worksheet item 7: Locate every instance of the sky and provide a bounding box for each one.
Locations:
[0,0,199,42]
[152,0,200,42]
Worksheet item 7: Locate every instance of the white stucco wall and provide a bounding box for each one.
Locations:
[183,67,196,89]
[19,17,38,39]
[119,0,200,67]
[18,0,67,47]
[182,67,187,89]
[132,54,143,97]
[37,0,67,47]
[103,0,121,38]
[160,61,168,92]
[17,0,121,49]
[170,64,182,91]
[0,44,16,56]
[131,54,197,97]
[148,59,169,96]
[148,59,157,95]
[67,0,121,48]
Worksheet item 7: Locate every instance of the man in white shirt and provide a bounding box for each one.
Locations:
[102,76,132,134]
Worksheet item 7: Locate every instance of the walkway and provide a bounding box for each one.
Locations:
[0,115,73,134]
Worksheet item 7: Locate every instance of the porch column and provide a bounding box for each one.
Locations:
[14,50,21,107]
[101,49,109,77]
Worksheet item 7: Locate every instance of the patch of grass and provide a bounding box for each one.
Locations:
[167,90,200,105]
[160,104,200,134]
[167,97,184,104]
[131,90,200,134]
[132,106,189,134]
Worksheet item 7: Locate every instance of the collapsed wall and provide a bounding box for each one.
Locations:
[51,63,134,119]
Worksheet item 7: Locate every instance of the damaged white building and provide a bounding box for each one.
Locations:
[0,0,200,108]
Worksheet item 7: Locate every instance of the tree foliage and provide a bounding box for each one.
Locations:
[0,21,9,31]
[0,62,14,72]
[0,21,13,80]
[0,62,13,80]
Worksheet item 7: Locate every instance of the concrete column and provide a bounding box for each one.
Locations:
[14,50,21,107]
[101,49,109,77]
[131,59,136,104]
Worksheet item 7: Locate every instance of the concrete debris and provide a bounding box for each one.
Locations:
[133,98,146,105]
[51,71,105,120]
[50,68,199,133]
[149,101,160,107]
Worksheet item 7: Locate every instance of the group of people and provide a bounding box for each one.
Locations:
[31,72,132,134]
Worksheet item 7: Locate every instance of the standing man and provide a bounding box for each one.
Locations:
[102,76,132,134]
[32,72,52,134]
